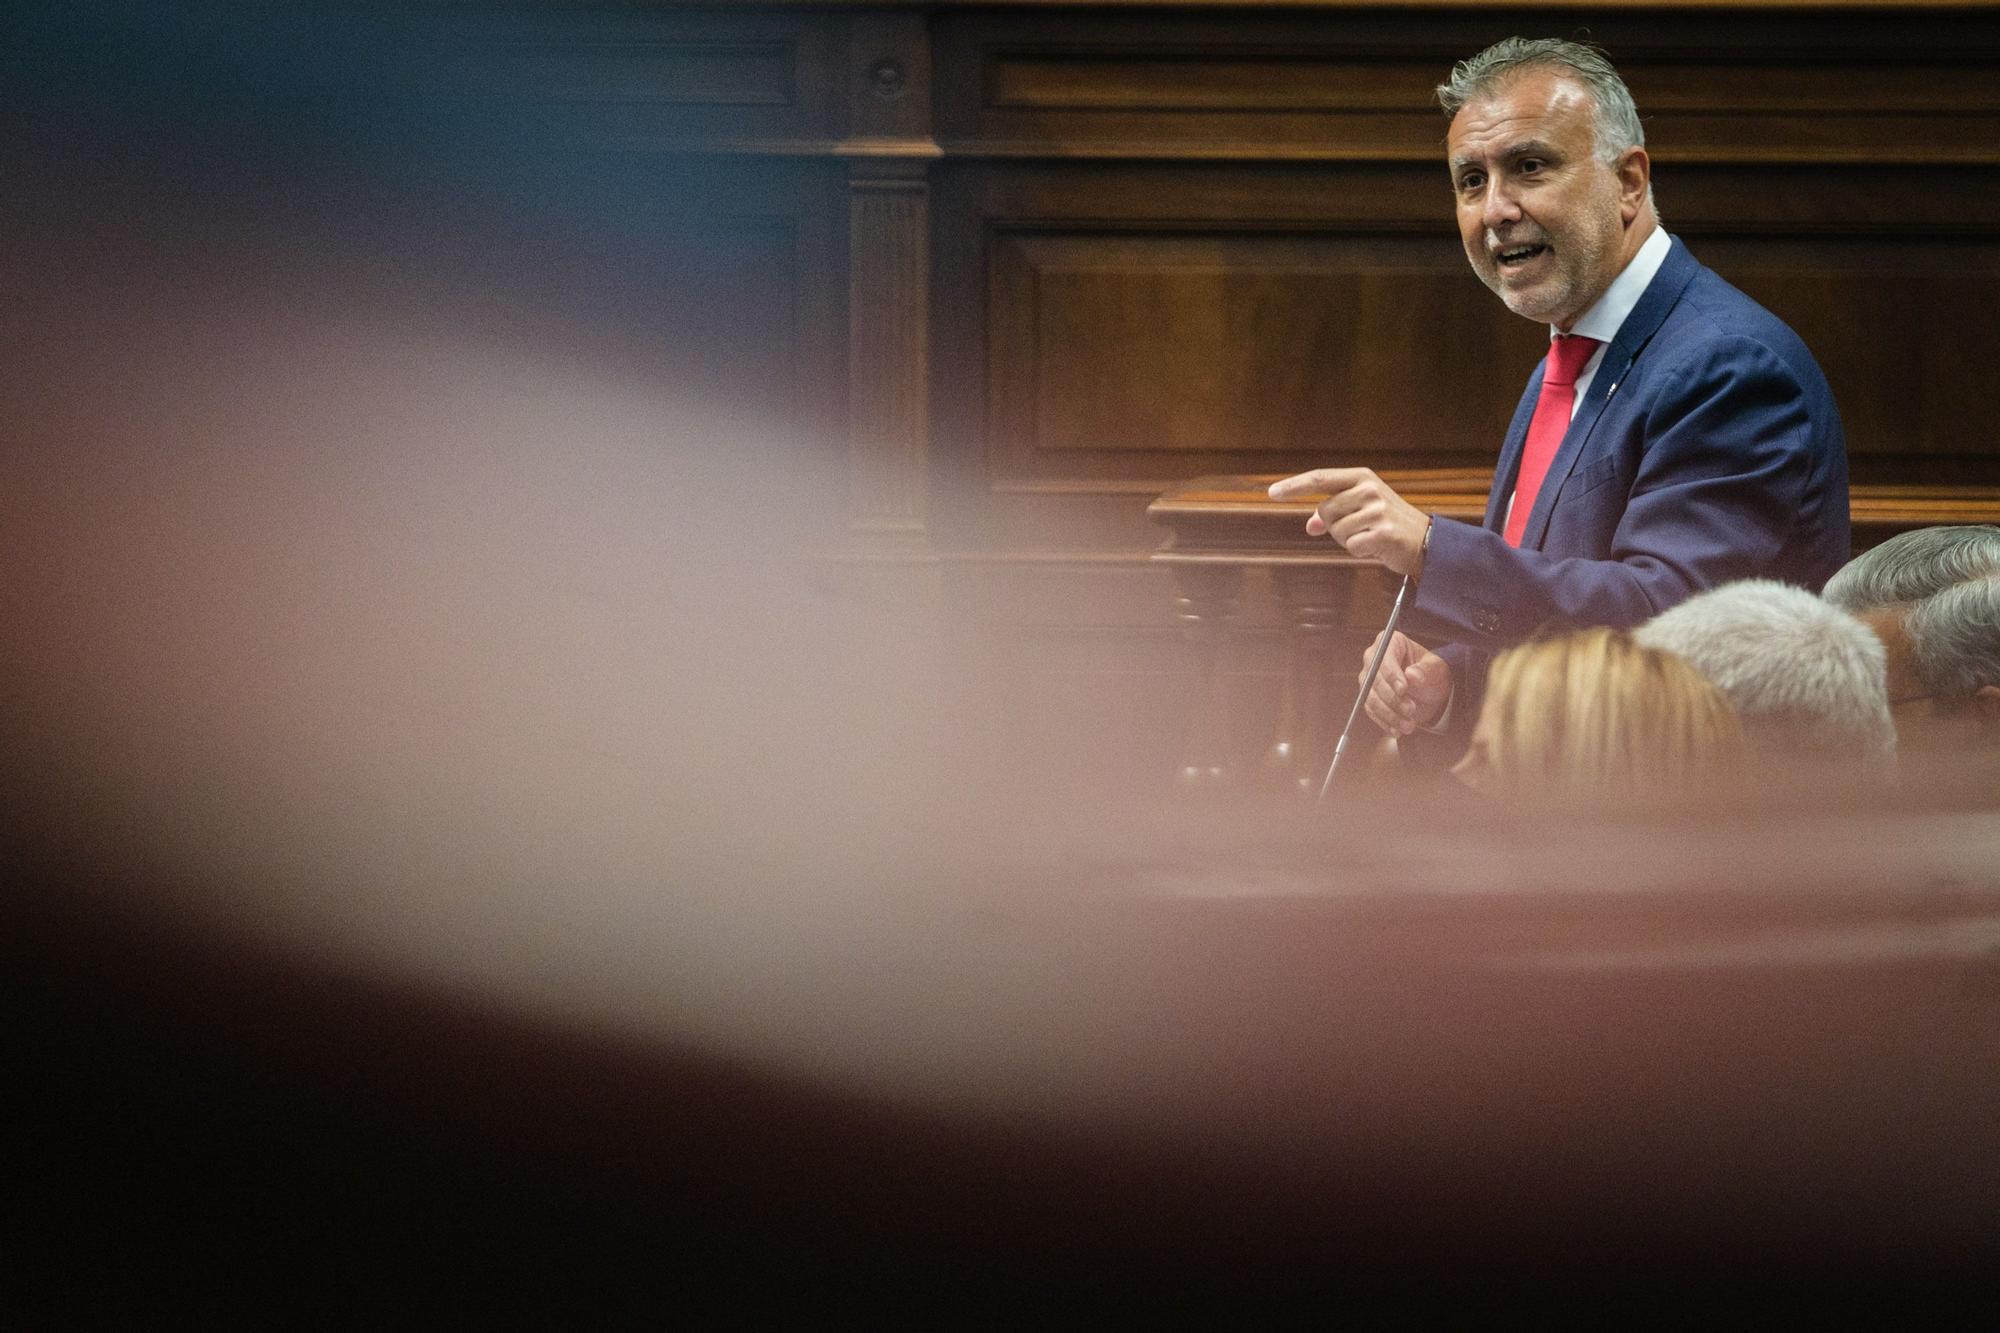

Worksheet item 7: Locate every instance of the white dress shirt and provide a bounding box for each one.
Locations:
[1503,225,1672,527]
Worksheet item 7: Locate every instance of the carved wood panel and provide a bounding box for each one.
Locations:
[936,8,2000,163]
[1692,238,2000,484]
[456,7,841,146]
[985,229,1541,472]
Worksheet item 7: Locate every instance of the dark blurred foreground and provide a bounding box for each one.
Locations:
[9,791,2000,1324]
[5,4,2000,1322]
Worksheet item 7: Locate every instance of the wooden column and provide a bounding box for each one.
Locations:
[843,12,937,554]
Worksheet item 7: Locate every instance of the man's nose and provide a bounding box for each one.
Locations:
[1480,179,1523,229]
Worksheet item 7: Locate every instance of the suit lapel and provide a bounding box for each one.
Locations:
[1520,236,1701,550]
[1487,370,1544,532]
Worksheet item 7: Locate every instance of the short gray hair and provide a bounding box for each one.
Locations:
[1437,37,1647,166]
[1822,525,2000,612]
[1635,580,1895,766]
[1905,575,2000,707]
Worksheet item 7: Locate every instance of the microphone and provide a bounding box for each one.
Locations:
[1317,570,1412,802]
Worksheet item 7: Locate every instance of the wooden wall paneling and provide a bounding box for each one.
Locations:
[1612,27,2000,168]
[935,7,2000,163]
[936,159,1550,554]
[936,8,1518,159]
[1699,237,2000,486]
[983,227,1540,471]
[931,158,1472,561]
[1574,161,2000,486]
[456,6,843,149]
[1650,164,2000,237]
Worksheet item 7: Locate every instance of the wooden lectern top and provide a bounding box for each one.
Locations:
[1149,471,2000,566]
[1146,471,1489,566]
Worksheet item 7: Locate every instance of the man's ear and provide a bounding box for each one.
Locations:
[1617,146,1651,223]
[1972,684,2000,740]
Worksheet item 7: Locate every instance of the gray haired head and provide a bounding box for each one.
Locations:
[1822,525,2000,612]
[1904,574,2000,708]
[1635,580,1895,767]
[1437,37,1646,167]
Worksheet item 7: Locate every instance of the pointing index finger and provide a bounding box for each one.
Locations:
[1267,468,1367,501]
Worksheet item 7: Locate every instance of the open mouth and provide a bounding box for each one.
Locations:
[1495,243,1549,270]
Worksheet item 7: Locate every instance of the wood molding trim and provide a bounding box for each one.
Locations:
[847,166,932,547]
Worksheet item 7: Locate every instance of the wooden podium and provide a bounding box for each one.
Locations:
[1146,472,1485,794]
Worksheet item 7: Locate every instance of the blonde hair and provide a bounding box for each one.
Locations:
[1472,627,1744,799]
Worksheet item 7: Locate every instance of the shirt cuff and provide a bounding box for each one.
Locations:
[1420,684,1455,735]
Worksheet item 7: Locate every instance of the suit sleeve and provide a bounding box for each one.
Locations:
[1410,333,1821,649]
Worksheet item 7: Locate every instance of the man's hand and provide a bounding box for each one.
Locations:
[1361,632,1452,737]
[1267,468,1430,577]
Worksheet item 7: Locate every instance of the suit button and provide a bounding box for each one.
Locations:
[1474,608,1500,636]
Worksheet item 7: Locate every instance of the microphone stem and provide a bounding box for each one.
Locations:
[1318,570,1412,803]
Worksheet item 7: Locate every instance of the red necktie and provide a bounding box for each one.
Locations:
[1504,334,1602,547]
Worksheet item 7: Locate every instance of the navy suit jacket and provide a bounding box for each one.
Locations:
[1408,235,1850,747]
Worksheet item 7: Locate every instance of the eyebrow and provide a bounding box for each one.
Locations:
[1450,139,1561,175]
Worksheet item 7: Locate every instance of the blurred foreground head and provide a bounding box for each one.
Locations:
[1451,627,1743,801]
[1636,580,1894,773]
[1823,527,2000,755]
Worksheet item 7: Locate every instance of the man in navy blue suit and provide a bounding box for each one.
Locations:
[1269,38,1849,749]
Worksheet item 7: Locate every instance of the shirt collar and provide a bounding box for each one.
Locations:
[1557,225,1671,346]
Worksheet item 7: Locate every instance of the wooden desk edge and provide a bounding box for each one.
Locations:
[1149,473,2000,533]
